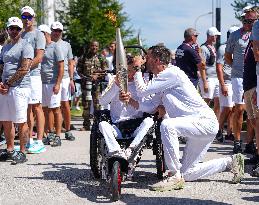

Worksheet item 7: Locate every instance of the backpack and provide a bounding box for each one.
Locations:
[201,43,215,66]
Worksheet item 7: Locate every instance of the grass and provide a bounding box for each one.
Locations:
[71,107,83,117]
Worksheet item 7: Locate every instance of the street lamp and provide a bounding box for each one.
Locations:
[194,12,213,29]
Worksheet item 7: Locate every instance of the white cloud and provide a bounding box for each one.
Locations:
[120,0,240,49]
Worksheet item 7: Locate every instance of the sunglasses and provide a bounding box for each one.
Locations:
[51,29,62,33]
[8,26,22,31]
[21,15,33,21]
[243,18,257,24]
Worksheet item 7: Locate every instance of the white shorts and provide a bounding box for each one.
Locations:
[257,75,259,107]
[29,76,42,104]
[0,87,30,123]
[231,78,245,105]
[42,84,62,108]
[61,78,71,102]
[219,82,234,108]
[199,78,219,99]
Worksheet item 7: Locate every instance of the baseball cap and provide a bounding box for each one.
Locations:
[228,26,240,34]
[51,21,63,31]
[20,6,35,16]
[243,5,253,12]
[207,27,221,36]
[38,24,51,34]
[6,17,23,29]
[184,28,199,38]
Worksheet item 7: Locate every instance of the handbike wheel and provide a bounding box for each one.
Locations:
[156,142,165,179]
[155,119,165,179]
[90,124,101,179]
[111,161,122,201]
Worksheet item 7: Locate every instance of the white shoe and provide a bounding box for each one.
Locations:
[27,142,46,154]
[76,106,81,111]
[231,153,245,183]
[150,175,185,191]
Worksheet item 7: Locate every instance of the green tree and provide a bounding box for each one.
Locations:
[0,0,44,29]
[231,0,259,20]
[57,0,134,56]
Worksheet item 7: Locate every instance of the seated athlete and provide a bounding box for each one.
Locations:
[98,55,156,159]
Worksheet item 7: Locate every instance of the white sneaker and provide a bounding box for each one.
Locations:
[150,175,185,191]
[27,142,46,154]
[76,106,81,111]
[231,153,245,183]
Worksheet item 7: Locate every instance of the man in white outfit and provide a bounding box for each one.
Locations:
[98,56,155,159]
[127,46,244,191]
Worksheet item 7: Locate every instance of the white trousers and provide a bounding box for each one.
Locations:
[160,115,232,181]
[99,117,154,153]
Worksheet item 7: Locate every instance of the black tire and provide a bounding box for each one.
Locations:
[111,161,122,201]
[90,123,101,179]
[155,119,165,180]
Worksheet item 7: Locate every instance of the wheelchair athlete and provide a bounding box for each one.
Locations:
[98,56,156,160]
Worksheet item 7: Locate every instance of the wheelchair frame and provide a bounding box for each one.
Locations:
[89,109,165,201]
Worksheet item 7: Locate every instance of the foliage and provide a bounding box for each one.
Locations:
[231,0,259,20]
[0,0,44,29]
[57,0,134,56]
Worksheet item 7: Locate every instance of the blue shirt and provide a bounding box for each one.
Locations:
[175,43,201,80]
[243,41,257,92]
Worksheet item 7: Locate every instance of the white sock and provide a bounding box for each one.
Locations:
[29,138,34,144]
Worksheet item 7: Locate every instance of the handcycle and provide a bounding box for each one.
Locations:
[89,109,165,201]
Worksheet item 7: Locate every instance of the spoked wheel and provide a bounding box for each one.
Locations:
[90,124,101,179]
[155,119,165,179]
[156,140,165,179]
[111,161,122,201]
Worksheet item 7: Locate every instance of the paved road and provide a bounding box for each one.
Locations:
[0,117,258,205]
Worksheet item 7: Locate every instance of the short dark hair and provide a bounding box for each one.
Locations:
[148,45,171,65]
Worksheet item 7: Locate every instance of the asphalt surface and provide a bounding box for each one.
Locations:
[0,117,258,205]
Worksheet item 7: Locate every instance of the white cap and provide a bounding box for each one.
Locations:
[51,21,63,31]
[21,6,35,17]
[38,24,51,34]
[228,26,240,34]
[243,5,253,12]
[6,17,23,29]
[207,27,221,36]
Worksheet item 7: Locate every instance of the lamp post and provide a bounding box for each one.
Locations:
[194,12,213,29]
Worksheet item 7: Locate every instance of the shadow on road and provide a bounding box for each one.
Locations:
[238,177,259,203]
[14,162,241,204]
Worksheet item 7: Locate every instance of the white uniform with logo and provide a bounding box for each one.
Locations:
[134,65,233,181]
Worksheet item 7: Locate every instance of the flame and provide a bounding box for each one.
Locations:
[105,10,117,27]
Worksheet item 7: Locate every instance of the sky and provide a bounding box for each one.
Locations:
[119,0,241,50]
